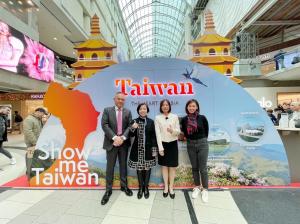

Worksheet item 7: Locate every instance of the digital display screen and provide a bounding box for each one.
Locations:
[0,20,54,82]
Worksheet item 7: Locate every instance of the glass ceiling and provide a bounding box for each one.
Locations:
[118,0,195,58]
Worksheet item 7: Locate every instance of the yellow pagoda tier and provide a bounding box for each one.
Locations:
[68,14,117,89]
[189,10,242,84]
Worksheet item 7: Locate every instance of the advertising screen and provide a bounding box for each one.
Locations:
[0,20,54,82]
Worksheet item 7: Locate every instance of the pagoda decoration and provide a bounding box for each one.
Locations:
[68,14,117,89]
[189,10,242,84]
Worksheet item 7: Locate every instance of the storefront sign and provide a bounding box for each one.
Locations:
[257,97,273,108]
[0,93,45,101]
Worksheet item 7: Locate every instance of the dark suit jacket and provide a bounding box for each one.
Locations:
[101,106,132,151]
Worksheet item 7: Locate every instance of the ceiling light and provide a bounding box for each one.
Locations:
[27,0,34,6]
[18,8,23,12]
[53,37,58,40]
[36,8,39,11]
[18,0,23,5]
[9,1,14,5]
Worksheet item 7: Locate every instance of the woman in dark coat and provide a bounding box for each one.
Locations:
[0,105,16,165]
[128,103,157,199]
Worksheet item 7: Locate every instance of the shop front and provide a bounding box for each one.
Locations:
[0,92,45,131]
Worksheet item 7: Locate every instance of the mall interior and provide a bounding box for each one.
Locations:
[1,0,300,223]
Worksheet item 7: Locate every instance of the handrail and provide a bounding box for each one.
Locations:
[55,59,73,78]
[193,53,231,57]
[77,57,112,61]
[259,47,300,64]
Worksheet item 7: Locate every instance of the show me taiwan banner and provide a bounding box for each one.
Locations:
[29,58,289,188]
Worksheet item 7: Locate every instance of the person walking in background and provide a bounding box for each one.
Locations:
[23,107,47,179]
[274,49,286,70]
[289,101,300,128]
[275,102,293,124]
[101,92,133,205]
[267,109,277,125]
[282,102,293,115]
[181,99,209,202]
[23,108,47,148]
[128,103,157,199]
[155,99,180,199]
[0,106,16,165]
[274,107,283,125]
[14,111,23,134]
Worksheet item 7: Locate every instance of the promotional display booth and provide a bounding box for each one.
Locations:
[24,58,290,188]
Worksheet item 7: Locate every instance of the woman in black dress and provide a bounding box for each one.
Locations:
[128,103,157,199]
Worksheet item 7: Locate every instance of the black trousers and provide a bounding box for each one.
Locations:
[0,141,12,159]
[187,138,209,189]
[137,169,151,188]
[105,145,128,191]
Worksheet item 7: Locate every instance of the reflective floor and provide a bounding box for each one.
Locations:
[0,134,299,224]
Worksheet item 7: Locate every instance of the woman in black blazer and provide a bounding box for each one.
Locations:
[128,103,157,199]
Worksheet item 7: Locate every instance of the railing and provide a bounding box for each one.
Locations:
[77,56,112,61]
[193,52,231,57]
[74,77,85,82]
[55,59,74,80]
[260,47,300,75]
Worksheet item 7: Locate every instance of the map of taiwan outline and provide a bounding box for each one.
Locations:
[30,82,100,187]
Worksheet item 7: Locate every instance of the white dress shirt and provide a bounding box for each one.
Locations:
[155,113,180,151]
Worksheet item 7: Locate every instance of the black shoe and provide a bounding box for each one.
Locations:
[137,187,143,199]
[170,192,175,199]
[121,186,133,196]
[144,187,149,199]
[163,191,169,198]
[101,190,112,205]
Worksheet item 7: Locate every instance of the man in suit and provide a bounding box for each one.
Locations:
[101,92,133,205]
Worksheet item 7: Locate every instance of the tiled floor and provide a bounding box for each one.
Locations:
[1,135,300,223]
[0,189,249,224]
[0,134,250,223]
[0,149,26,186]
[191,191,247,224]
[0,133,27,186]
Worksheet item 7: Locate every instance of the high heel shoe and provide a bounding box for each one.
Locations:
[169,192,175,199]
[163,190,169,198]
[169,189,175,199]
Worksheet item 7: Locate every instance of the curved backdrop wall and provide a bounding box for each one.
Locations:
[36,58,290,187]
